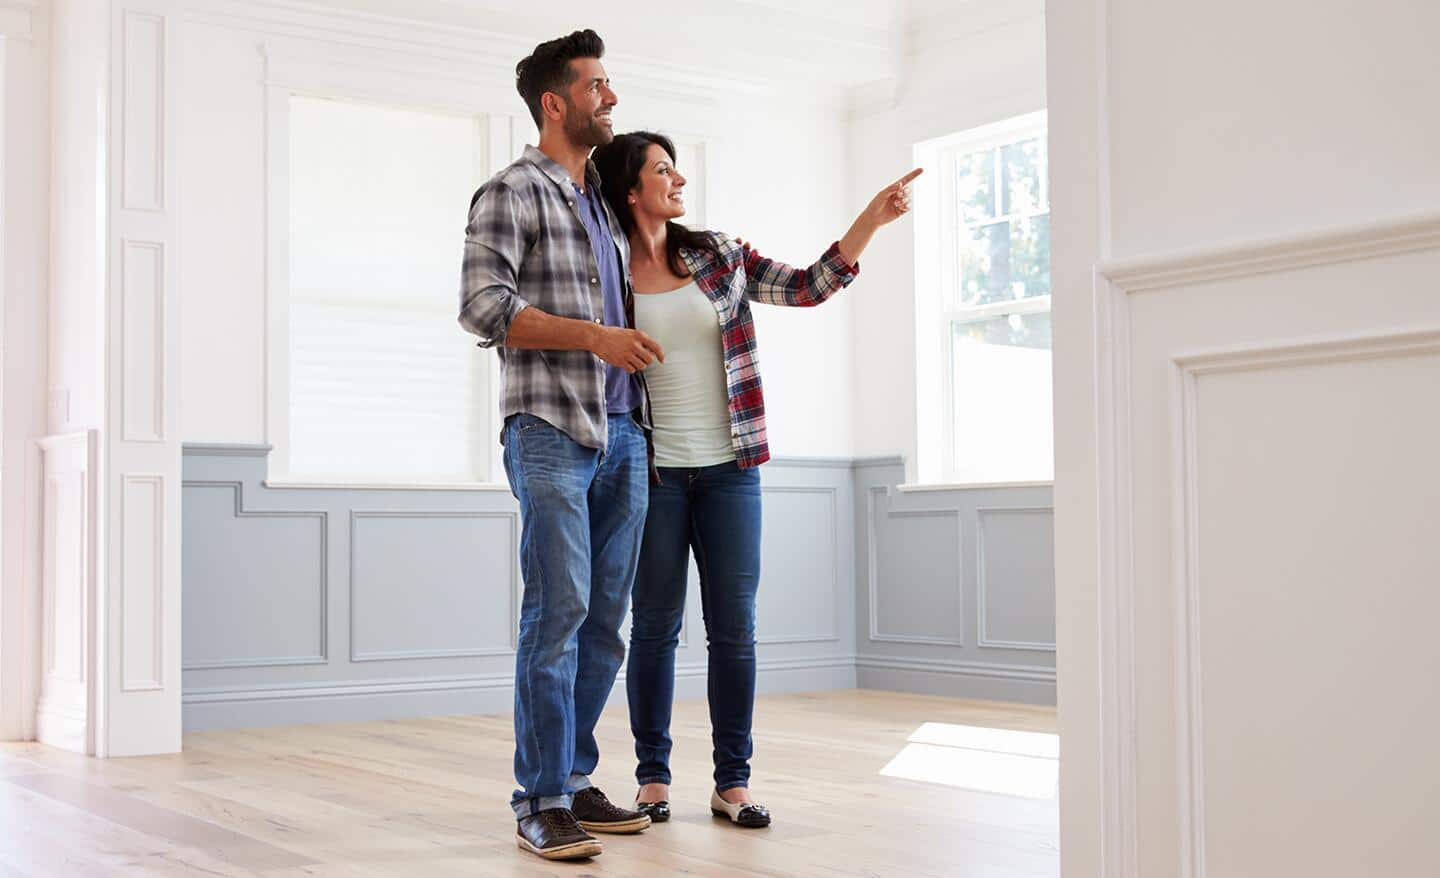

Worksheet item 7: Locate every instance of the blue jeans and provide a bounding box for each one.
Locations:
[503,412,648,819]
[627,461,761,793]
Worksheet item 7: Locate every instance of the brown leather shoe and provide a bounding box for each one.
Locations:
[515,808,602,860]
[572,786,652,833]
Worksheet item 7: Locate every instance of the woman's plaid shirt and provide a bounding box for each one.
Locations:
[679,234,860,469]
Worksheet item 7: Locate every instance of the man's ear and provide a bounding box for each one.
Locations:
[540,91,565,123]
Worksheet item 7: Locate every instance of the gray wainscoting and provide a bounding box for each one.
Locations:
[182,448,1053,731]
[181,446,858,731]
[852,460,1056,705]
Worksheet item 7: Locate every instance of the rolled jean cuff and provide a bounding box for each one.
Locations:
[715,781,749,793]
[512,794,573,821]
[566,773,593,793]
[637,773,671,786]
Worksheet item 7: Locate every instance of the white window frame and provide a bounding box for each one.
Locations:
[260,47,529,490]
[914,110,1051,486]
[258,46,719,490]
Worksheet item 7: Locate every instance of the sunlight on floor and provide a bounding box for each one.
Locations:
[880,722,1059,799]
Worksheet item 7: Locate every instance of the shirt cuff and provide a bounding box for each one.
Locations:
[823,241,861,283]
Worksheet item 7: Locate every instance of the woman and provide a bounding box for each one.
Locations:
[592,132,919,828]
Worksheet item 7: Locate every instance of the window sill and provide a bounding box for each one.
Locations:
[263,477,511,492]
[896,479,1053,493]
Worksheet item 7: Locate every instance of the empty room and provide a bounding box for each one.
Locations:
[2,0,1437,876]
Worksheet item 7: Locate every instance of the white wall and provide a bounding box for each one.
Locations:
[46,0,105,435]
[1050,1,1440,876]
[177,11,855,463]
[1105,0,1440,258]
[0,0,52,742]
[846,0,1047,478]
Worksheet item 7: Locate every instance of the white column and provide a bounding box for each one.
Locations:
[98,0,181,756]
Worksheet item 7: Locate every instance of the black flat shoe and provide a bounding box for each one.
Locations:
[634,800,670,823]
[709,789,771,828]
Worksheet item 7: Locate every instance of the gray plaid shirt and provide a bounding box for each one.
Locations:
[459,145,650,451]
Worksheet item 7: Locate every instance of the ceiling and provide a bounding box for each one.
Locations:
[273,0,911,94]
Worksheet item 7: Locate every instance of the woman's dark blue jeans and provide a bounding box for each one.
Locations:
[627,461,761,793]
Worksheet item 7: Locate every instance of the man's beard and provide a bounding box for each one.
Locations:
[562,98,613,148]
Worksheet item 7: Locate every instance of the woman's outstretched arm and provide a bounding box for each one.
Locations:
[739,167,923,308]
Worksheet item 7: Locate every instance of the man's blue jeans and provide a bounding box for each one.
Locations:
[502,412,648,820]
[626,461,761,793]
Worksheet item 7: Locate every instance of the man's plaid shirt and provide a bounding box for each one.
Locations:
[678,234,860,469]
[458,146,650,452]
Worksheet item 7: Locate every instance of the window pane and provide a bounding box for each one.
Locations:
[957,213,1050,306]
[1001,137,1045,215]
[289,95,481,309]
[288,95,488,479]
[950,313,1054,482]
[954,148,996,225]
[288,301,486,479]
[954,309,1051,350]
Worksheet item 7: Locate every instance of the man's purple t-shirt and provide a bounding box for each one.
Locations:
[573,181,638,415]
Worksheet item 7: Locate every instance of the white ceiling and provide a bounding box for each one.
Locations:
[278,0,911,94]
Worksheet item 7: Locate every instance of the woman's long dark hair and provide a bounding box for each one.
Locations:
[592,131,722,278]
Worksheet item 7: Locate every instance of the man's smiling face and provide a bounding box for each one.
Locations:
[558,57,617,148]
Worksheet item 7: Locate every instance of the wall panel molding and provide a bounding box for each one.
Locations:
[120,474,165,691]
[1093,218,1440,878]
[865,487,966,647]
[182,447,1055,728]
[180,480,327,670]
[120,10,165,211]
[855,468,1056,706]
[120,239,165,442]
[182,448,869,728]
[1168,328,1440,878]
[348,510,519,662]
[757,485,841,645]
[976,505,1057,652]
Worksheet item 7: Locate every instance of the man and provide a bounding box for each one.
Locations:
[458,29,664,862]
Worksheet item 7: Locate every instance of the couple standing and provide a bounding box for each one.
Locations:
[458,29,919,861]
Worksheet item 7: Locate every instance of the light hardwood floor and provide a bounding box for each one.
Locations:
[0,690,1058,877]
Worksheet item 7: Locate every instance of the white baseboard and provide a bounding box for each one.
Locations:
[855,655,1056,705]
[183,656,858,732]
[35,696,89,754]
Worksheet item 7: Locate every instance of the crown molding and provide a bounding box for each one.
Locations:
[1098,211,1440,294]
[184,0,885,109]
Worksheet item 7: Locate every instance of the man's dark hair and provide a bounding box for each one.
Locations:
[515,29,605,130]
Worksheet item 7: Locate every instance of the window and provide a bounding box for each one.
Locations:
[917,112,1052,483]
[285,95,490,482]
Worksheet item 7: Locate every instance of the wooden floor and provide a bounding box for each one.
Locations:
[0,690,1058,877]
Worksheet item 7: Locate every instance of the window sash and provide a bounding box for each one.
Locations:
[924,111,1053,484]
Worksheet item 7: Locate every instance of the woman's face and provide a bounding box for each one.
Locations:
[629,143,687,223]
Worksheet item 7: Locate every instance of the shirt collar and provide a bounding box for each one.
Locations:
[523,144,602,193]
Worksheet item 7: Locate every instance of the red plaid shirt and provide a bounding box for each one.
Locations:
[677,234,860,468]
